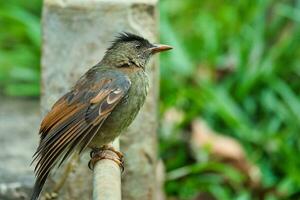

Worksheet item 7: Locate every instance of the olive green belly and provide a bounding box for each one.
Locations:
[88,71,148,148]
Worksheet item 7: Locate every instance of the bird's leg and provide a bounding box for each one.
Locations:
[89,144,124,172]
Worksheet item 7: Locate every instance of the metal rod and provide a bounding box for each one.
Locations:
[93,139,121,200]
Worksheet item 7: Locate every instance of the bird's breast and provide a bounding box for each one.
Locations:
[89,69,149,147]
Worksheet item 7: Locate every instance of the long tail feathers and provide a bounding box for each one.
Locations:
[30,116,102,200]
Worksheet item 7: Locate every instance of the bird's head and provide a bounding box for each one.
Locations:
[103,32,172,69]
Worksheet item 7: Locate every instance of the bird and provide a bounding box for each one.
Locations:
[31,32,172,200]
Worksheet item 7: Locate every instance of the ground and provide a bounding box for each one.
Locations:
[0,97,40,199]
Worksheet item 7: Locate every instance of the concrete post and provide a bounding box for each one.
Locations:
[41,0,158,199]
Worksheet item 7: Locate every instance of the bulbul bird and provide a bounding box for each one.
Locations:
[31,32,172,200]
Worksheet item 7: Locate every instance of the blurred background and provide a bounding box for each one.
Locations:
[1,0,300,199]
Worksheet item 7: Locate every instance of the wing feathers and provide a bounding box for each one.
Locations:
[31,74,131,200]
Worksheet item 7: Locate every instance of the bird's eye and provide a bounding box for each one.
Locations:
[135,44,141,49]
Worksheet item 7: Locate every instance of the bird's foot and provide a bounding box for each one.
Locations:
[88,145,124,172]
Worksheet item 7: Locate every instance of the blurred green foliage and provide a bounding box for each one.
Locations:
[1,0,300,199]
[160,0,300,199]
[0,0,41,96]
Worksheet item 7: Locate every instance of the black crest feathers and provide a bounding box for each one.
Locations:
[108,32,151,50]
[115,32,148,43]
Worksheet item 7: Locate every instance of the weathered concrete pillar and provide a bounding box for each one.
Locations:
[41,0,158,199]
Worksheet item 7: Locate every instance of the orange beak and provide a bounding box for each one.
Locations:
[150,44,173,54]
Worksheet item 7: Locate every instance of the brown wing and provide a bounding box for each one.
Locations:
[31,71,131,200]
